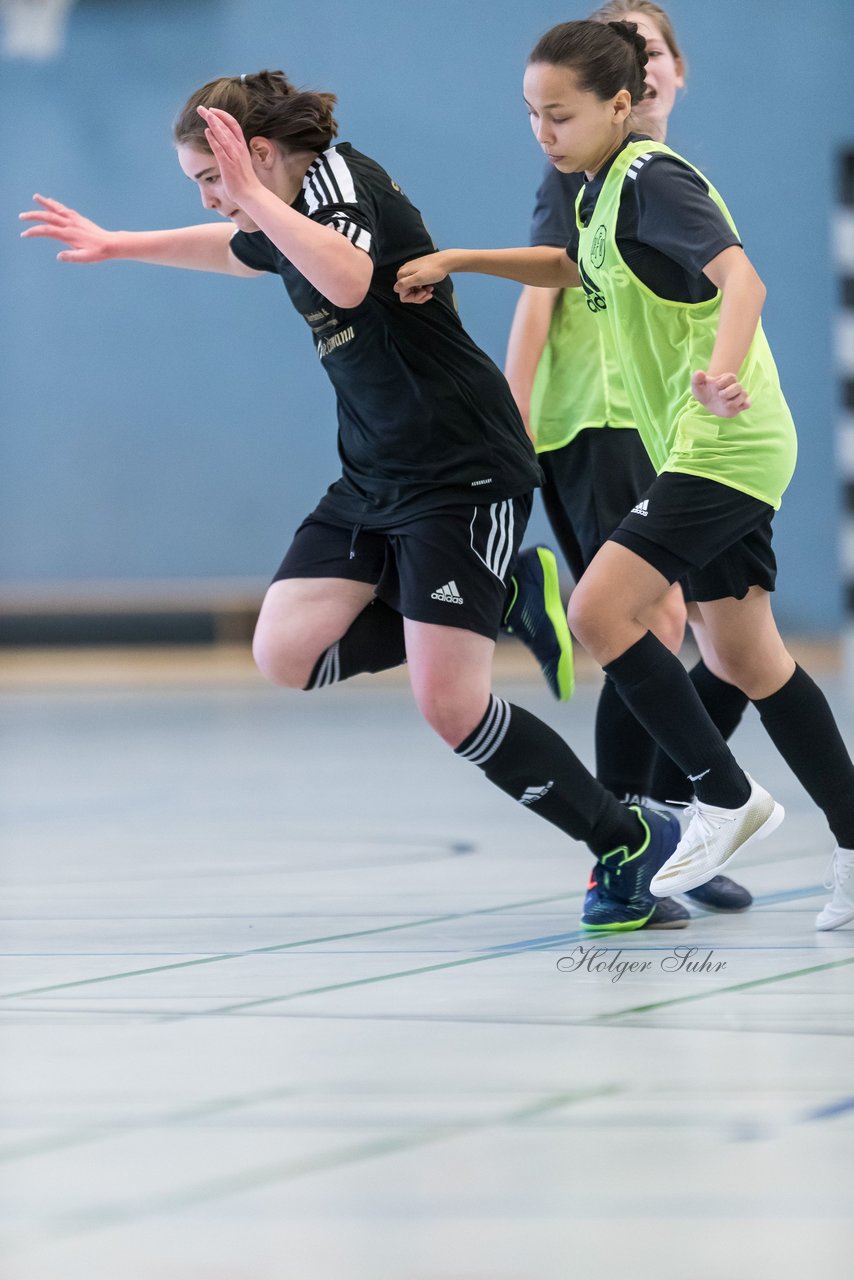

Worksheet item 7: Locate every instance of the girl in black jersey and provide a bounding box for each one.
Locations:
[21,69,681,932]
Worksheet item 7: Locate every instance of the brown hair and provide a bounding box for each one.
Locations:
[173,69,338,155]
[528,19,648,105]
[588,0,684,71]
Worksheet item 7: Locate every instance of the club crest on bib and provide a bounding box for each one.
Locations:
[590,224,607,268]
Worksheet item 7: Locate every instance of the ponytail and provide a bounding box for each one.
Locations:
[174,69,338,155]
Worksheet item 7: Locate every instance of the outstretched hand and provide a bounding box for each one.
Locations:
[691,370,751,418]
[197,105,264,208]
[394,251,454,303]
[19,195,115,263]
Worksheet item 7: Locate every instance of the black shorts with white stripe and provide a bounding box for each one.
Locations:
[274,495,532,640]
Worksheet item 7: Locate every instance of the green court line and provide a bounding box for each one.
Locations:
[0,890,579,1001]
[592,955,854,1021]
[31,1084,621,1243]
[188,944,559,1018]
[177,942,854,1023]
[0,1084,303,1165]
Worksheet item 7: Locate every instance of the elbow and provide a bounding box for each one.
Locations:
[326,254,373,309]
[328,279,371,309]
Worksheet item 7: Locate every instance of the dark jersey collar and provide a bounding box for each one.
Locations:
[579,132,654,223]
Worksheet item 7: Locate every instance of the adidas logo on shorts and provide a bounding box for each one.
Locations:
[431,580,464,604]
[631,498,650,517]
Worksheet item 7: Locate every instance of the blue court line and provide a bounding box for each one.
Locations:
[800,1096,854,1123]
[479,884,827,954]
[0,889,581,1002]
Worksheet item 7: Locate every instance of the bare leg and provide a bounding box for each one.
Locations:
[253,577,377,688]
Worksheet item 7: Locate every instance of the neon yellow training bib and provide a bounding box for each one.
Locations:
[530,285,635,452]
[576,140,797,509]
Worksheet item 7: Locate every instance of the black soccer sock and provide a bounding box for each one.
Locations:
[649,661,749,805]
[604,632,750,808]
[595,674,656,802]
[753,664,854,847]
[454,696,644,858]
[305,599,406,690]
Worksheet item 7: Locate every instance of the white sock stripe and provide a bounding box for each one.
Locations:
[468,698,511,764]
[459,697,511,765]
[457,695,502,759]
[317,649,332,688]
[313,642,340,688]
[310,650,326,689]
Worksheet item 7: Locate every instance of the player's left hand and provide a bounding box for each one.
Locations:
[197,105,266,208]
[691,370,751,418]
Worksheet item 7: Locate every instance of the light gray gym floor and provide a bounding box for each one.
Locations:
[1,644,852,1280]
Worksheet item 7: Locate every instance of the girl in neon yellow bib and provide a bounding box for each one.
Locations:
[395,18,854,929]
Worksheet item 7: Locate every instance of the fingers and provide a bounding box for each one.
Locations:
[32,193,74,214]
[20,196,79,239]
[692,370,751,417]
[198,105,245,153]
[394,270,431,292]
[19,223,61,239]
[396,284,435,304]
[393,277,431,296]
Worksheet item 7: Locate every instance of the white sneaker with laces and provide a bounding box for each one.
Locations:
[650,775,783,897]
[815,847,854,931]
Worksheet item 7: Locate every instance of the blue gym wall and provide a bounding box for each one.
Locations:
[2,0,852,631]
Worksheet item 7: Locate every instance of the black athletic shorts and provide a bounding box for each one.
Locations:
[273,495,531,640]
[539,427,655,582]
[610,471,777,602]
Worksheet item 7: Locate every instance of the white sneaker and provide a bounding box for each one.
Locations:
[815,848,854,931]
[650,775,784,897]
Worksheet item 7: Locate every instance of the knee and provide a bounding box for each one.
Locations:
[644,594,687,655]
[567,582,611,655]
[706,646,775,699]
[252,624,314,689]
[414,688,488,749]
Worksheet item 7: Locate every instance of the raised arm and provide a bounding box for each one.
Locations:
[198,107,373,308]
[19,195,260,276]
[394,246,579,303]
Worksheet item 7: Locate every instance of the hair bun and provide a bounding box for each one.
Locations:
[607,19,649,72]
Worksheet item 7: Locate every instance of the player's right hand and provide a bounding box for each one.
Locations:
[394,250,455,303]
[19,195,116,263]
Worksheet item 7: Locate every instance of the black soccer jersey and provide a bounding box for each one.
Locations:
[538,135,742,304]
[230,142,541,526]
